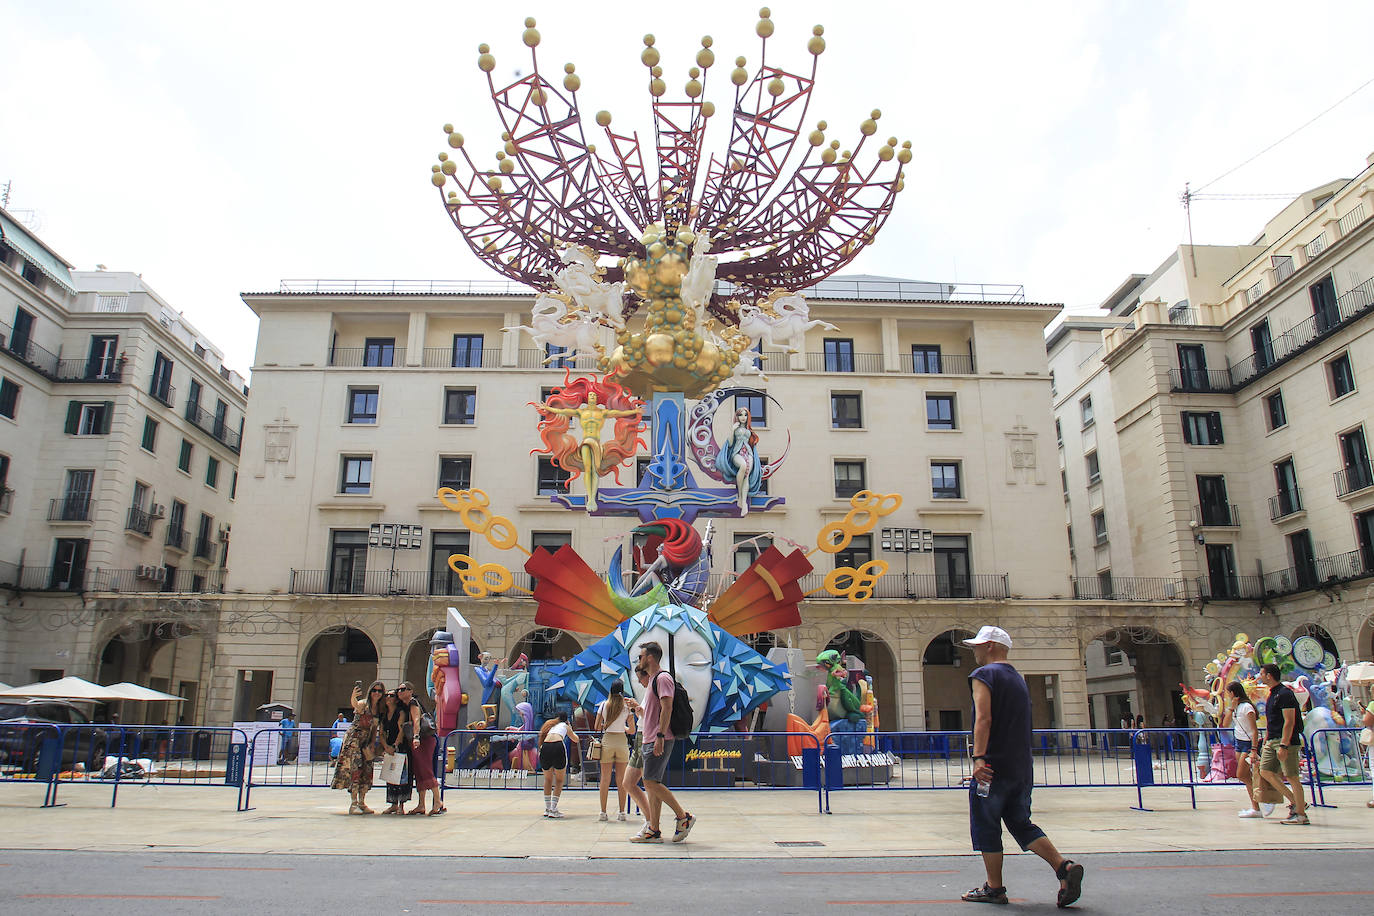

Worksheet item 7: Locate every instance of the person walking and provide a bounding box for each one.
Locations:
[630,641,695,844]
[330,681,383,814]
[277,711,296,766]
[1256,663,1309,825]
[620,665,654,833]
[538,711,580,818]
[594,680,634,822]
[960,626,1083,907]
[1224,681,1263,817]
[1361,699,1374,809]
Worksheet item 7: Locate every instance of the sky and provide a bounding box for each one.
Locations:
[4,0,1374,377]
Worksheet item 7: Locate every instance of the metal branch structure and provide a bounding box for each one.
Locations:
[432,8,911,400]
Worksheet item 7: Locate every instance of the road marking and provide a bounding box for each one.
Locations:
[144,865,293,872]
[419,902,629,907]
[24,894,222,901]
[827,901,1027,906]
[1104,864,1266,871]
[461,871,618,876]
[1209,891,1372,899]
[784,870,960,875]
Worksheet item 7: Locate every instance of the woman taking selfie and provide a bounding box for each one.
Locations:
[331,680,384,814]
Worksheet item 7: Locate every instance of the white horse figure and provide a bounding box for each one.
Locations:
[503,293,604,362]
[679,232,718,325]
[551,245,627,330]
[737,291,838,353]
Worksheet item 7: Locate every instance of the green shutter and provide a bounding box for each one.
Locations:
[101,401,114,434]
[65,401,80,434]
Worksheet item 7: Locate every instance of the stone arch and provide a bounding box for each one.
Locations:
[824,629,897,731]
[1359,614,1374,662]
[508,627,582,665]
[1289,622,1341,666]
[95,620,210,725]
[921,629,976,731]
[300,626,379,727]
[1083,626,1186,730]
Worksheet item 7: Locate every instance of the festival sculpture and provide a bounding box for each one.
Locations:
[427,10,910,768]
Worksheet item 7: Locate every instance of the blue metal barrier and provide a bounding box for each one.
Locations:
[1303,727,1370,808]
[0,724,248,808]
[437,728,826,814]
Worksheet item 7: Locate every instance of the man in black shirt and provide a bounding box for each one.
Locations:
[960,626,1084,907]
[1257,663,1309,825]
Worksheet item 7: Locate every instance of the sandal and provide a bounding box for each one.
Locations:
[428,806,447,816]
[406,807,427,815]
[960,883,1008,904]
[1055,860,1084,908]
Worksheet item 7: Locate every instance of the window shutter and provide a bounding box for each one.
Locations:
[65,401,80,434]
[101,401,114,434]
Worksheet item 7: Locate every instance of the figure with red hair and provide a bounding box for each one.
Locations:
[532,374,645,511]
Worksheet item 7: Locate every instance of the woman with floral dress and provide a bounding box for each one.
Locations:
[331,680,383,814]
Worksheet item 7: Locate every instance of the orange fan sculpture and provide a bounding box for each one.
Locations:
[709,545,813,636]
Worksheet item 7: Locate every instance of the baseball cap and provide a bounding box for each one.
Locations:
[962,626,1012,649]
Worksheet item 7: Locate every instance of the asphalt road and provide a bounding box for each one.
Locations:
[0,848,1370,914]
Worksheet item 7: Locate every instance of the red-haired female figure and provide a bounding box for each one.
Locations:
[532,374,645,511]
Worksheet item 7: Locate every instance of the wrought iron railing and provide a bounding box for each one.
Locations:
[804,351,884,373]
[1071,577,1193,601]
[278,278,538,295]
[1337,203,1367,237]
[184,400,242,451]
[47,496,93,522]
[1268,487,1303,520]
[327,347,406,367]
[1168,368,1231,392]
[1260,548,1370,596]
[1272,256,1295,284]
[0,487,12,514]
[1228,274,1374,389]
[0,565,88,591]
[88,568,226,593]
[516,348,600,370]
[124,506,155,536]
[1334,461,1374,498]
[1195,575,1266,600]
[193,538,217,562]
[1245,281,1264,304]
[165,526,189,551]
[423,347,504,368]
[0,320,61,377]
[899,353,976,374]
[149,380,176,407]
[796,572,1010,599]
[53,357,125,383]
[1304,234,1327,260]
[1194,502,1240,527]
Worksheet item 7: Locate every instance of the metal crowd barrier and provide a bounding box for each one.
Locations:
[0,723,248,808]
[438,728,826,814]
[1304,726,1371,808]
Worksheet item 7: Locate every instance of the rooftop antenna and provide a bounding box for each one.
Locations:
[1180,182,1198,278]
[1,180,10,209]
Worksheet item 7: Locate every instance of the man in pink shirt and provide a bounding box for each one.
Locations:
[629,641,696,843]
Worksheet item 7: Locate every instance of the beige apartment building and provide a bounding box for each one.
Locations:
[1050,152,1374,728]
[0,208,247,723]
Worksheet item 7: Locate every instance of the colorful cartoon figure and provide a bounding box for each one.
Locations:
[715,406,762,512]
[532,375,645,512]
[428,629,465,737]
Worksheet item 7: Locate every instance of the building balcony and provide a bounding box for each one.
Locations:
[52,357,126,383]
[899,353,976,374]
[516,349,600,370]
[804,352,884,373]
[1269,488,1304,521]
[88,568,225,593]
[48,496,93,523]
[1195,502,1240,528]
[1261,548,1371,596]
[425,347,504,369]
[149,381,176,408]
[0,564,88,591]
[1228,274,1374,389]
[1071,576,1193,601]
[184,400,243,452]
[1335,461,1374,499]
[1196,575,1267,601]
[193,538,217,563]
[0,487,12,515]
[125,506,156,537]
[165,526,189,552]
[0,321,61,377]
[1168,368,1231,393]
[327,347,407,368]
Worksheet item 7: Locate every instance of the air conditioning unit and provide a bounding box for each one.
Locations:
[150,503,166,518]
[135,564,157,579]
[151,566,167,582]
[218,524,231,541]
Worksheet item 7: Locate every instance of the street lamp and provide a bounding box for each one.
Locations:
[369,523,424,595]
[881,527,933,597]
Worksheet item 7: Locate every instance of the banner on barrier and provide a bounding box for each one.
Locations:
[225,744,246,786]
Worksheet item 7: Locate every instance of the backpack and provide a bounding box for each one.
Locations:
[665,676,693,738]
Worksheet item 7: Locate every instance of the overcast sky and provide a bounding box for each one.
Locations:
[4,1,1374,376]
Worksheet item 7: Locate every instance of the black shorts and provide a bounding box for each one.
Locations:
[539,741,567,771]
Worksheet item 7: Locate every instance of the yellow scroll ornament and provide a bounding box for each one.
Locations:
[437,487,528,554]
[816,490,902,554]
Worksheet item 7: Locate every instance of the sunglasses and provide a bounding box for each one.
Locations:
[634,667,646,676]
[369,688,383,693]
[398,687,412,693]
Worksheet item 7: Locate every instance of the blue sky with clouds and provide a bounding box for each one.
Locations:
[4,1,1373,375]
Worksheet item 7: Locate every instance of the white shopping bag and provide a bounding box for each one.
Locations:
[379,752,406,785]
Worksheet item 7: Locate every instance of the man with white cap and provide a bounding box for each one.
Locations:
[960,625,1084,908]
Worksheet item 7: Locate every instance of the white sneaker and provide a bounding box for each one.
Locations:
[547,808,565,819]
[1259,803,1276,817]
[616,812,627,822]
[598,812,608,822]
[1238,808,1262,818]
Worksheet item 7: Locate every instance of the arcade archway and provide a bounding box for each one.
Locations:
[96,624,209,725]
[825,630,897,731]
[921,630,975,732]
[509,627,581,665]
[300,626,378,727]
[1083,627,1185,730]
[1289,623,1341,667]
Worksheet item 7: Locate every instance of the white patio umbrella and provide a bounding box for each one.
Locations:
[1344,661,1374,686]
[0,675,127,702]
[105,682,186,702]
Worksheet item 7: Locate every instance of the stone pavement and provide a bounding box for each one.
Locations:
[3,782,1372,859]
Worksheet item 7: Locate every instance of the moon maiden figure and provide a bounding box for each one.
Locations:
[715,406,762,512]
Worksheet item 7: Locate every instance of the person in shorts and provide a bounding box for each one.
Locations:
[620,665,653,833]
[1257,663,1309,825]
[1224,681,1263,817]
[594,680,635,821]
[961,626,1083,907]
[629,642,695,844]
[537,711,579,819]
